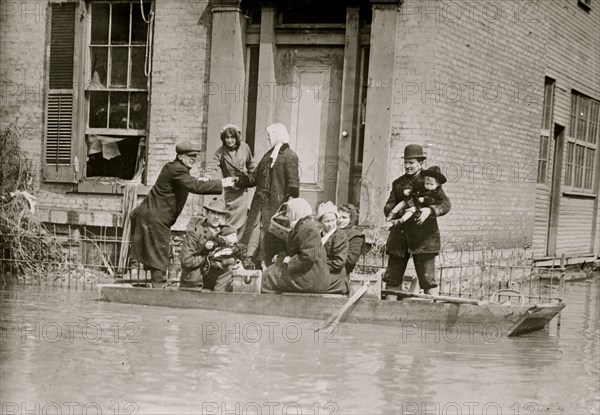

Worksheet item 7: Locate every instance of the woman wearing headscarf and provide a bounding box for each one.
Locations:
[337,203,365,274]
[261,198,330,294]
[213,124,256,237]
[316,201,349,295]
[238,123,300,268]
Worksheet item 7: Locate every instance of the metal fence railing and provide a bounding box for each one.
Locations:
[1,227,565,304]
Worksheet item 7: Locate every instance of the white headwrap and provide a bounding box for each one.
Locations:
[266,123,290,168]
[286,198,313,228]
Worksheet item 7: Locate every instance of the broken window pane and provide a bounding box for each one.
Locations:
[90,47,108,88]
[89,91,108,128]
[131,3,150,44]
[109,91,129,129]
[111,47,128,87]
[129,92,148,130]
[130,47,147,88]
[86,135,141,180]
[111,3,131,44]
[91,3,109,45]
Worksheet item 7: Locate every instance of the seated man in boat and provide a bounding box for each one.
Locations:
[261,198,331,294]
[180,198,233,289]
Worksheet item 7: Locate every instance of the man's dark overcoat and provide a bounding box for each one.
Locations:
[384,171,451,256]
[130,159,222,272]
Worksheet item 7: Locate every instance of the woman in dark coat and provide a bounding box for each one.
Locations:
[129,141,230,287]
[337,203,365,274]
[238,123,300,268]
[317,201,349,295]
[261,198,331,294]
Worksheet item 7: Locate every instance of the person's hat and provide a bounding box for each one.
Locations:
[204,197,228,214]
[176,140,202,155]
[422,166,447,184]
[316,201,338,220]
[402,144,427,161]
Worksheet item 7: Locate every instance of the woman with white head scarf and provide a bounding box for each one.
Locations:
[261,198,331,294]
[237,123,300,269]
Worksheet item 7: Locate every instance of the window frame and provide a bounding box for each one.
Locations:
[564,91,599,193]
[76,0,153,183]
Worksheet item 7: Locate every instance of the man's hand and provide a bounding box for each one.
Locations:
[416,207,432,225]
[283,256,291,265]
[222,177,235,188]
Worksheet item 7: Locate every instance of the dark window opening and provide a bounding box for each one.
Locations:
[245,46,260,153]
[279,0,346,24]
[241,0,262,24]
[85,136,144,180]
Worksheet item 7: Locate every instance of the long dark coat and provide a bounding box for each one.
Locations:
[240,144,300,261]
[130,159,222,272]
[324,228,349,294]
[384,171,451,256]
[262,217,331,294]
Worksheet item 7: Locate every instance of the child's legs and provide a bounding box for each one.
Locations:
[400,206,417,222]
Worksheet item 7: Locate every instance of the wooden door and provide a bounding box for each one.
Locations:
[547,124,564,256]
[274,46,343,208]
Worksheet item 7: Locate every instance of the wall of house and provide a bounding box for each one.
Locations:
[389,1,546,261]
[146,0,213,221]
[0,0,47,181]
[546,0,600,256]
[1,0,215,228]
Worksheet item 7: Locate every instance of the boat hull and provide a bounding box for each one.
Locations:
[98,285,565,337]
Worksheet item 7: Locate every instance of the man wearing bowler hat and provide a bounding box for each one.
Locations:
[129,141,235,288]
[383,144,451,295]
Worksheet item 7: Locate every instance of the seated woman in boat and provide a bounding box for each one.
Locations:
[261,198,331,294]
[317,202,349,295]
[337,203,365,274]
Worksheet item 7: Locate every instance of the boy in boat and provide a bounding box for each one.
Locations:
[387,166,447,227]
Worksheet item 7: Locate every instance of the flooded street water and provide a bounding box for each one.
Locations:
[1,277,598,415]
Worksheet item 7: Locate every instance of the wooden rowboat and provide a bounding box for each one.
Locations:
[97,284,565,337]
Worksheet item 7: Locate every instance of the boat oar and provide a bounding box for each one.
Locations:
[316,283,370,332]
[382,289,484,305]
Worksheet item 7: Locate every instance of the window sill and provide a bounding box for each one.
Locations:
[69,181,150,196]
[562,190,596,199]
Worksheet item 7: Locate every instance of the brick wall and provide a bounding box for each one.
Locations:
[147,0,212,218]
[391,0,547,257]
[0,0,48,190]
[2,0,214,224]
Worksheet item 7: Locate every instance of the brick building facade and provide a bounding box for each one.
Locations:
[1,0,599,264]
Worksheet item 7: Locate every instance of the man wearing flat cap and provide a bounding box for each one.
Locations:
[383,144,451,295]
[130,141,235,288]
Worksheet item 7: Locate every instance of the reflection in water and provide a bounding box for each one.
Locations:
[0,277,598,414]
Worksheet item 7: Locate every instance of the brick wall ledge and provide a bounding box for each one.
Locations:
[37,207,198,231]
[67,182,152,196]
